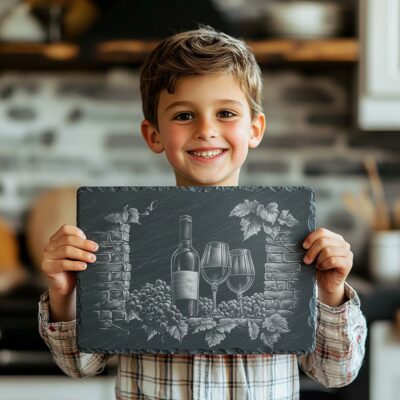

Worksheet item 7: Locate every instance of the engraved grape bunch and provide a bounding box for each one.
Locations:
[199,293,267,319]
[127,279,186,335]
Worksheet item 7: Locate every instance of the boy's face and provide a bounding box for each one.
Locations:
[141,73,265,186]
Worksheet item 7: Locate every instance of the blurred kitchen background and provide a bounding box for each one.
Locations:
[0,0,400,399]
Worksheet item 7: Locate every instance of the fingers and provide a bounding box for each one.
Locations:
[46,234,98,254]
[303,228,343,250]
[304,237,349,265]
[315,245,352,268]
[45,233,98,263]
[49,245,97,263]
[302,228,353,277]
[49,224,86,243]
[42,259,88,275]
[42,225,99,277]
[305,229,353,306]
[316,253,353,272]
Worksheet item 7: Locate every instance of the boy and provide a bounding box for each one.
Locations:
[39,27,366,400]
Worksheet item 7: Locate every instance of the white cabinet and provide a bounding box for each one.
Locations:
[0,376,115,400]
[370,321,400,400]
[358,0,400,130]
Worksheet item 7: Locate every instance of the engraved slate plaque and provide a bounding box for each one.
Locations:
[77,186,317,355]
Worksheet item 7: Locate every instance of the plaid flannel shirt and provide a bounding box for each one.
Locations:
[39,283,366,400]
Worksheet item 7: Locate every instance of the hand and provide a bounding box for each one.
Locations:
[302,228,353,307]
[41,224,98,297]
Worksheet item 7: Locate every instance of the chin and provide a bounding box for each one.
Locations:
[178,173,222,186]
[192,175,232,186]
[193,178,220,186]
[175,167,239,186]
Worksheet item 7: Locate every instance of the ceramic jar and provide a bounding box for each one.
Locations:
[370,230,400,282]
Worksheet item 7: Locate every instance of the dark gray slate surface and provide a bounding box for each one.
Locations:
[77,186,316,355]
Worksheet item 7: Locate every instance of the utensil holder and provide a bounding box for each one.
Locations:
[370,230,400,282]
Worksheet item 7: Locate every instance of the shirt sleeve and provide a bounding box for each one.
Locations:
[38,290,110,379]
[298,282,367,388]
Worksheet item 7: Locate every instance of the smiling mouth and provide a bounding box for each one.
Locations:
[187,149,228,159]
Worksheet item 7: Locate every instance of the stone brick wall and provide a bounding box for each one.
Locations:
[1,67,399,274]
[264,243,302,317]
[88,224,132,327]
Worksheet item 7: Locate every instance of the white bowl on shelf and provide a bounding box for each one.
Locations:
[263,1,347,39]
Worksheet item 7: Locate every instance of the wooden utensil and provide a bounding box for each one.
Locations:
[393,198,400,230]
[364,156,391,230]
[342,191,361,216]
[342,190,376,229]
[359,188,377,229]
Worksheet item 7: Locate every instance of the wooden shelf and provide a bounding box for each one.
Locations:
[0,42,79,61]
[248,38,358,63]
[96,38,359,63]
[0,38,358,67]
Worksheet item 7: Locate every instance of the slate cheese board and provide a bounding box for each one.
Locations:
[76,186,317,355]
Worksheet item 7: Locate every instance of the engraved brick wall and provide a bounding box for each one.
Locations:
[264,244,303,318]
[89,224,131,327]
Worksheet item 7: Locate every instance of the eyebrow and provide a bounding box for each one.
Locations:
[164,99,244,112]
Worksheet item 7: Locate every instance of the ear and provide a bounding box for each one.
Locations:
[249,112,266,149]
[141,120,164,153]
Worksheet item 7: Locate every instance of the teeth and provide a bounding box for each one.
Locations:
[191,149,224,158]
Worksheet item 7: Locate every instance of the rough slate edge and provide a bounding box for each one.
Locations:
[76,185,317,355]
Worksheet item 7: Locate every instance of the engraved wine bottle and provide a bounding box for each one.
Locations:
[171,215,200,317]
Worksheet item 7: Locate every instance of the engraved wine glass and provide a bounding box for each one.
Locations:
[226,249,255,317]
[200,242,232,316]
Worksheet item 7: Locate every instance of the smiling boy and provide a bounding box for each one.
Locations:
[39,27,366,399]
[141,73,265,186]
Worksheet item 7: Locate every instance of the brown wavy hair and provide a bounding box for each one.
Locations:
[140,26,263,129]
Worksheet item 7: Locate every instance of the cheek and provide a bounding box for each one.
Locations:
[158,123,185,154]
[163,131,187,163]
[225,122,251,157]
[235,140,250,163]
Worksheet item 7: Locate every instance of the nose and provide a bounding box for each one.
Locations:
[195,116,217,140]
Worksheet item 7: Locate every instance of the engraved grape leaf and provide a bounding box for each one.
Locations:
[260,332,280,348]
[262,314,289,334]
[240,217,262,240]
[262,317,276,332]
[205,331,226,347]
[230,199,299,244]
[277,210,299,227]
[104,212,124,224]
[263,224,280,240]
[257,202,279,224]
[143,324,158,341]
[168,321,188,342]
[271,314,290,334]
[216,319,237,334]
[193,319,217,333]
[229,199,259,218]
[248,320,260,340]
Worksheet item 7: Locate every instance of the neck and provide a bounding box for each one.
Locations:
[174,170,240,187]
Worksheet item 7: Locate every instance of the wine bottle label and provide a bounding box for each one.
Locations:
[173,271,199,300]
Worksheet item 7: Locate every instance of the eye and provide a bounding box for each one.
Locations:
[173,112,195,121]
[218,110,236,118]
